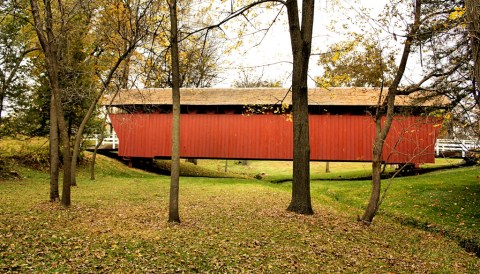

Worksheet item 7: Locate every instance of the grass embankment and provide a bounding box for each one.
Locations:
[195,158,465,182]
[0,139,479,272]
[0,137,50,179]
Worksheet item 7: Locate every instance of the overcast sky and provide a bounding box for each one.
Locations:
[213,0,388,87]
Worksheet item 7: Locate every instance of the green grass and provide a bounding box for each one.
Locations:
[194,158,465,182]
[0,153,479,272]
[153,160,249,178]
[195,160,378,182]
[306,167,480,250]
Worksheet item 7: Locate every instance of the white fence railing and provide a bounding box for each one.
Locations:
[435,139,478,158]
[86,133,119,149]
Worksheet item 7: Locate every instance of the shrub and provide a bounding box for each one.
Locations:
[0,137,50,171]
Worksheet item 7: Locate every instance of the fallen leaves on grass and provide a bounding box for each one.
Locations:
[0,169,480,273]
[1,176,479,273]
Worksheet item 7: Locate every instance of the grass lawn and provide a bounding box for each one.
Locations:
[0,154,479,272]
[194,157,465,181]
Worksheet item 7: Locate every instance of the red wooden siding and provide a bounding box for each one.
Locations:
[109,113,441,164]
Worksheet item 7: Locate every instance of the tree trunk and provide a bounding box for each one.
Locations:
[49,95,60,202]
[360,0,422,224]
[168,0,181,223]
[56,94,72,207]
[70,94,98,186]
[30,0,72,207]
[466,0,480,109]
[0,87,4,127]
[91,85,122,181]
[90,127,106,181]
[70,41,134,186]
[55,93,72,207]
[90,108,110,181]
[361,93,397,223]
[325,162,330,173]
[361,118,384,223]
[285,0,314,215]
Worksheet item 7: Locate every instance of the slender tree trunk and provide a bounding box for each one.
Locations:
[90,107,111,181]
[91,83,123,180]
[90,126,106,181]
[361,93,396,223]
[285,0,314,215]
[70,94,98,186]
[70,45,134,186]
[361,117,385,223]
[0,88,4,127]
[360,0,422,224]
[168,0,181,223]
[49,95,60,202]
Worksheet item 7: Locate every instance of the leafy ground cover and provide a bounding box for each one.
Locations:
[0,153,479,272]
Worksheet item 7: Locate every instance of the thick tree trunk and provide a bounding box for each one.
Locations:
[55,93,72,207]
[466,0,480,109]
[49,96,60,202]
[285,0,314,215]
[56,94,72,207]
[168,0,181,223]
[288,81,313,214]
[30,0,72,207]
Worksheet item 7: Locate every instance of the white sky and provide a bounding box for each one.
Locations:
[212,0,388,87]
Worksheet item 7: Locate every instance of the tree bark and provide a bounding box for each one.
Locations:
[49,95,60,202]
[90,126,106,181]
[168,0,181,223]
[285,0,314,215]
[360,0,422,224]
[70,50,133,186]
[466,0,480,108]
[0,88,4,127]
[30,0,72,207]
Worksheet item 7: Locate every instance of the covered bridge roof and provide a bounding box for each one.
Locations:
[104,87,448,107]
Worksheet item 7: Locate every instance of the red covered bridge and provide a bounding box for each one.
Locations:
[105,87,445,165]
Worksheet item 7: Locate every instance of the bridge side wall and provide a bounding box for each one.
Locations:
[109,113,441,164]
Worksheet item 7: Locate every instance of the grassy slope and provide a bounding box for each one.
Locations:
[197,158,465,182]
[0,153,479,272]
